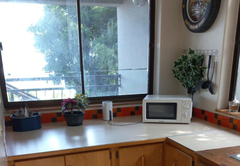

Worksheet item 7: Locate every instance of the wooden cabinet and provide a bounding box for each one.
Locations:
[118,143,163,166]
[14,156,65,166]
[164,144,192,166]
[10,140,164,166]
[65,150,111,166]
[197,162,207,166]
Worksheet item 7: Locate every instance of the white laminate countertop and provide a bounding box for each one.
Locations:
[5,116,240,158]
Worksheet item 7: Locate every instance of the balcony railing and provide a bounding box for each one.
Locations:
[5,73,121,102]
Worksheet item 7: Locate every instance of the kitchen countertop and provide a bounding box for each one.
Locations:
[197,146,240,166]
[5,116,240,159]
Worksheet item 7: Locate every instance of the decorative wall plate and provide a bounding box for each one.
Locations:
[182,0,221,33]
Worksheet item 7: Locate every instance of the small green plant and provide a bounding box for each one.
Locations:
[173,48,206,92]
[75,94,90,110]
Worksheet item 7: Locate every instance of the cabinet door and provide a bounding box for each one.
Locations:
[15,156,65,166]
[164,144,192,166]
[65,150,110,166]
[118,143,163,166]
[198,162,207,166]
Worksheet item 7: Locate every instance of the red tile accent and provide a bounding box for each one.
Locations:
[218,114,222,120]
[135,110,142,115]
[193,108,202,119]
[207,112,214,118]
[130,107,135,111]
[207,116,214,123]
[213,119,218,124]
[121,107,131,116]
[117,112,122,117]
[84,111,93,120]
[92,110,97,114]
[193,108,240,131]
[5,116,10,122]
[229,123,233,129]
[233,119,239,125]
[41,113,56,123]
[57,117,65,122]
[221,115,229,120]
[237,122,240,132]
[5,106,143,125]
[221,118,229,128]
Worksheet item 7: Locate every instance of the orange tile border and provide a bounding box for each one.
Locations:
[5,106,142,125]
[193,108,240,131]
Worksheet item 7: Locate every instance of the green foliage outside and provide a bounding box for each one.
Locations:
[28,4,118,96]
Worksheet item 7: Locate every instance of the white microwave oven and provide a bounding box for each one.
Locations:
[142,95,192,123]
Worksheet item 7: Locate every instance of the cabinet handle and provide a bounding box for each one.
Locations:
[172,161,177,166]
[141,156,145,166]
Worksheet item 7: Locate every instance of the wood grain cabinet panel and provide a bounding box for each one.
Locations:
[118,143,163,166]
[197,162,207,166]
[65,150,111,166]
[164,144,192,166]
[15,156,65,166]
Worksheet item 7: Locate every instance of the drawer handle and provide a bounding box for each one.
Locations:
[141,156,145,166]
[172,161,177,166]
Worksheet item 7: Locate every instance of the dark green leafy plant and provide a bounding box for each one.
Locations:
[173,48,207,90]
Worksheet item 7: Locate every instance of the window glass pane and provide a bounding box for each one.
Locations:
[80,0,149,97]
[0,0,150,104]
[0,0,81,102]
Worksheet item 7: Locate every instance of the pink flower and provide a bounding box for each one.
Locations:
[61,98,77,108]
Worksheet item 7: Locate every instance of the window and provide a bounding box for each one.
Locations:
[230,9,240,101]
[0,0,155,108]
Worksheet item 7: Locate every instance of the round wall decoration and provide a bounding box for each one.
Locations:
[182,0,221,33]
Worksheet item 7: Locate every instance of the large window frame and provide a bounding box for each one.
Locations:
[0,0,155,109]
[230,6,240,102]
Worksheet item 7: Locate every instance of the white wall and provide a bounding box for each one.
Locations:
[154,0,183,95]
[180,0,229,112]
[154,0,239,112]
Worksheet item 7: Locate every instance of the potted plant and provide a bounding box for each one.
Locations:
[62,94,90,126]
[172,48,207,97]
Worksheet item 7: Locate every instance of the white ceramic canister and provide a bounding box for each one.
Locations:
[102,101,113,121]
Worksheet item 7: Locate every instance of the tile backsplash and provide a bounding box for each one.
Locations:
[193,108,240,132]
[5,106,240,133]
[5,106,142,125]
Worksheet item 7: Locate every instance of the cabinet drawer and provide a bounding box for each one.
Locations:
[65,150,111,166]
[164,144,192,166]
[15,156,65,166]
[118,143,163,166]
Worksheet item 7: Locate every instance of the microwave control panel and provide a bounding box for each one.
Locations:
[181,100,192,123]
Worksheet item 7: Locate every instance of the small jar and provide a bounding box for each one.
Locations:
[229,98,240,112]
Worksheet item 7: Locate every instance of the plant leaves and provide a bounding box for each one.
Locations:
[172,48,207,89]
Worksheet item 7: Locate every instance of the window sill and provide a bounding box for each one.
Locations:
[215,109,240,119]
[5,101,142,114]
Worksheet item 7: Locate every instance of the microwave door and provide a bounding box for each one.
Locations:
[146,103,178,122]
